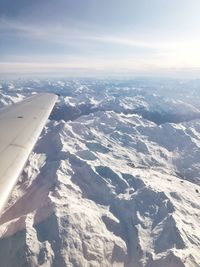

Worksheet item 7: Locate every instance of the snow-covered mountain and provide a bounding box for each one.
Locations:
[0,78,200,267]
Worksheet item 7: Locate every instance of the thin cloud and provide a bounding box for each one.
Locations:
[1,16,200,76]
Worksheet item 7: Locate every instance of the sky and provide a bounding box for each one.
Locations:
[1,0,200,77]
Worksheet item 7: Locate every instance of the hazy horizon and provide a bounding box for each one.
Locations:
[1,0,200,78]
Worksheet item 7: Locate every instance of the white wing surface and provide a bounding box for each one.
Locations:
[0,93,58,214]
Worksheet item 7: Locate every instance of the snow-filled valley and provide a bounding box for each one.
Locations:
[0,78,200,267]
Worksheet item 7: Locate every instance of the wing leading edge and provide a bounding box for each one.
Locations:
[0,93,58,214]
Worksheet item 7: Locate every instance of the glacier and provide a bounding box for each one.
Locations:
[0,78,200,267]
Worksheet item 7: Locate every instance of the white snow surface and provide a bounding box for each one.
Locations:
[0,79,200,267]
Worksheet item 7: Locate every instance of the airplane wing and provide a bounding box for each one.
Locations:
[0,93,58,214]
